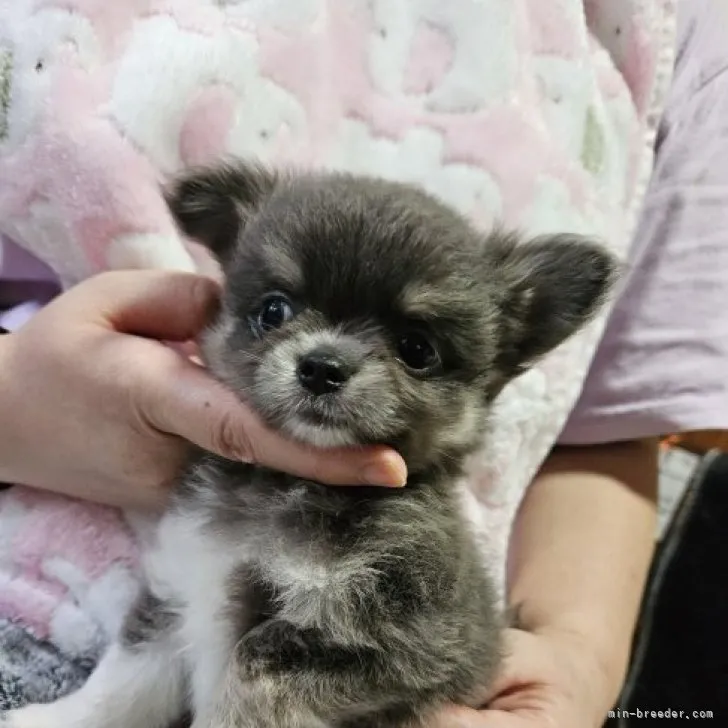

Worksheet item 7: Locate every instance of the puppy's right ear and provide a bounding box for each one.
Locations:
[165,162,278,266]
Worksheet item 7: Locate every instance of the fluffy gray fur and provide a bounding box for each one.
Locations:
[2,162,617,728]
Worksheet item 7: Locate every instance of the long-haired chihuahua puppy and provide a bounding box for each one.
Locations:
[3,162,617,728]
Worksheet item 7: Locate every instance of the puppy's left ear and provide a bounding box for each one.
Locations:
[486,232,620,381]
[164,161,278,267]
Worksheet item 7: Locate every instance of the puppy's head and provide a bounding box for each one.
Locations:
[167,162,617,474]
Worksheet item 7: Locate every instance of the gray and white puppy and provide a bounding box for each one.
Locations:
[4,162,617,728]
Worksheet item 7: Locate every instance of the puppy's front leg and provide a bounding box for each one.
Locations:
[194,619,410,728]
[2,589,186,728]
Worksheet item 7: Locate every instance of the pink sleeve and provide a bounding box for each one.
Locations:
[560,0,728,445]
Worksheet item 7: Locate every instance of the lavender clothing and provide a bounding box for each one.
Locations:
[560,0,728,444]
[0,236,58,330]
[1,0,726,443]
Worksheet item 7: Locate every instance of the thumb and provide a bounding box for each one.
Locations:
[68,270,221,342]
[143,354,408,487]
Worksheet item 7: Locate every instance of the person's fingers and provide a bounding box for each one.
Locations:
[140,354,408,487]
[426,706,527,727]
[64,270,222,341]
[480,628,543,704]
[457,708,529,726]
[251,430,408,487]
[168,340,203,360]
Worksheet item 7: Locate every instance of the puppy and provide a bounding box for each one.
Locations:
[3,162,617,728]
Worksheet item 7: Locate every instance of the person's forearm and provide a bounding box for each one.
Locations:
[507,438,658,703]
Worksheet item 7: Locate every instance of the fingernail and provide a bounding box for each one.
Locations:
[362,459,407,487]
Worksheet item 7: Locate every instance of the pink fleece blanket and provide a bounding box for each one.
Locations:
[0,0,676,707]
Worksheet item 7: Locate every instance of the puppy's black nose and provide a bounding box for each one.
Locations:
[297,350,352,396]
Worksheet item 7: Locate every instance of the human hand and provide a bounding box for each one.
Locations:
[428,626,618,728]
[0,271,407,509]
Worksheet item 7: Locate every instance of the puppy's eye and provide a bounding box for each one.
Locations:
[397,331,440,372]
[256,294,294,332]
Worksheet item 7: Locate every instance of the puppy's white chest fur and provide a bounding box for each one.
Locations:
[146,510,244,611]
[145,511,248,712]
[144,499,336,714]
